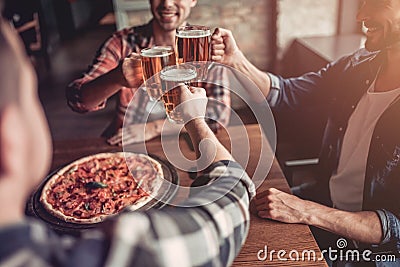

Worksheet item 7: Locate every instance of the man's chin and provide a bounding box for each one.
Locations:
[365,44,380,52]
[365,34,400,52]
[157,20,180,32]
[364,40,383,52]
[162,24,179,32]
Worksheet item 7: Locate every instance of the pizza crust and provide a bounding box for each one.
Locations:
[40,152,163,224]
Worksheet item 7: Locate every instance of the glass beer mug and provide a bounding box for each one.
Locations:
[160,64,197,124]
[175,25,211,81]
[140,46,177,101]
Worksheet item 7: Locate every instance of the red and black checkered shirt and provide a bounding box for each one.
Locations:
[67,21,231,136]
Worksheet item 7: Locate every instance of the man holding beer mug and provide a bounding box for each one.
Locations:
[0,3,255,264]
[66,0,230,145]
[211,0,400,263]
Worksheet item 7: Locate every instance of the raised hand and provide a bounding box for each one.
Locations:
[211,28,244,67]
[178,85,208,123]
[120,53,144,88]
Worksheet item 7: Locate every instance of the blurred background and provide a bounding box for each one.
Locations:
[3,0,365,182]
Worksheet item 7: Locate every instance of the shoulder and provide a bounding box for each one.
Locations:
[110,27,134,40]
[326,48,371,66]
[320,48,377,65]
[133,21,153,34]
[112,21,153,49]
[123,21,153,39]
[109,21,152,39]
[322,48,381,74]
[348,48,380,66]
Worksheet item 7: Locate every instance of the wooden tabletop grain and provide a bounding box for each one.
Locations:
[51,124,327,266]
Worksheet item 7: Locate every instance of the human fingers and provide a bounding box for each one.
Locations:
[211,27,222,41]
[211,55,223,62]
[254,195,275,212]
[257,210,273,219]
[212,43,225,51]
[126,53,142,67]
[128,52,141,59]
[212,50,225,57]
[211,42,224,63]
[107,124,142,146]
[189,86,206,97]
[212,27,235,41]
[177,84,191,96]
[255,187,281,200]
[107,128,123,145]
[215,28,235,41]
[256,187,282,198]
[107,138,120,146]
[211,33,225,56]
[121,55,144,88]
[179,86,207,122]
[122,133,139,145]
[180,85,204,96]
[254,188,283,210]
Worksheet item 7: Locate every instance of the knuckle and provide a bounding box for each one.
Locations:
[266,188,275,195]
[265,201,273,209]
[265,194,274,203]
[269,210,277,219]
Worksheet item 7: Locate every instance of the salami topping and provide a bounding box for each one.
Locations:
[40,153,163,224]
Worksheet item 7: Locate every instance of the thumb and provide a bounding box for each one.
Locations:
[258,211,271,219]
[217,28,230,38]
[129,52,141,59]
[127,53,142,66]
[190,86,206,97]
[178,83,191,93]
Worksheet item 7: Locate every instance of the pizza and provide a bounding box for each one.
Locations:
[40,152,163,224]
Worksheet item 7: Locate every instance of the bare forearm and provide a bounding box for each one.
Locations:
[0,188,25,227]
[185,118,232,165]
[80,66,125,109]
[231,51,271,103]
[304,201,383,244]
[152,119,185,136]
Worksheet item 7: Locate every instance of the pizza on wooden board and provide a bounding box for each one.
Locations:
[40,152,163,224]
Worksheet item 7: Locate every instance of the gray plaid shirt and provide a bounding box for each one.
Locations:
[0,161,255,267]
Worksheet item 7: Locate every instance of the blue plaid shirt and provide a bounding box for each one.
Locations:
[0,161,255,267]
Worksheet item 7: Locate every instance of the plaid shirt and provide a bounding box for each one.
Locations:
[67,21,231,136]
[0,161,255,267]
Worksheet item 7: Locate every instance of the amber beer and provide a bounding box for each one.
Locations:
[140,46,176,100]
[176,25,211,62]
[160,65,197,124]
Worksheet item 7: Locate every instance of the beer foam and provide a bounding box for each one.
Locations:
[160,68,197,82]
[141,47,174,57]
[176,29,211,38]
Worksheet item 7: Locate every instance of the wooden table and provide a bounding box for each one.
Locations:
[51,124,327,266]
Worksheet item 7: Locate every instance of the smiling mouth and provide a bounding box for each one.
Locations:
[159,11,178,20]
[364,22,381,35]
[367,27,380,34]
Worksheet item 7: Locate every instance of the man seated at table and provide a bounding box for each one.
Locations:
[0,6,255,266]
[210,0,400,265]
[66,0,230,145]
